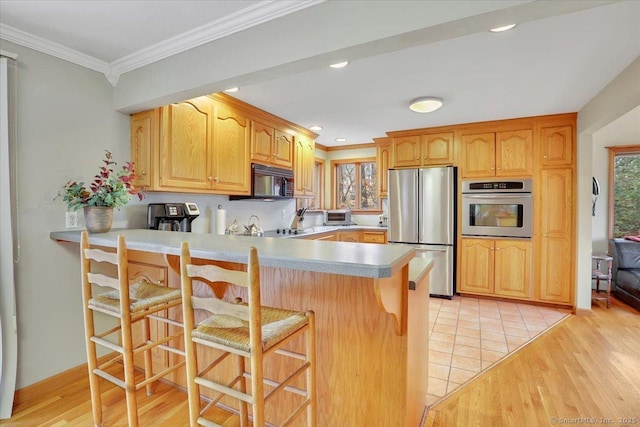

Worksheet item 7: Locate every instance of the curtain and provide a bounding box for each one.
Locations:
[0,53,18,419]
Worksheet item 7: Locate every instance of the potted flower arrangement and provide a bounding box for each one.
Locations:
[58,150,144,233]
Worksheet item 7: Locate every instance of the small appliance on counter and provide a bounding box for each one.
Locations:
[147,203,200,232]
[323,209,352,226]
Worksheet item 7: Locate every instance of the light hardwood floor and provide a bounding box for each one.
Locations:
[425,296,640,426]
[2,297,638,427]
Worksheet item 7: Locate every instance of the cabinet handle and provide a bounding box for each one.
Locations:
[215,177,219,182]
[208,176,213,181]
[416,157,419,160]
[543,155,548,159]
[140,171,147,176]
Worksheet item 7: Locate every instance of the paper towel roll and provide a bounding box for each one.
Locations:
[215,208,226,235]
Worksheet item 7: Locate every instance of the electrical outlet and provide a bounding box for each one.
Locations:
[281,209,286,219]
[66,211,79,228]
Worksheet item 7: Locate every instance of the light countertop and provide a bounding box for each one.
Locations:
[50,228,413,279]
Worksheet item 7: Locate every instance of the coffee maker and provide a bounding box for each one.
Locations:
[147,203,200,232]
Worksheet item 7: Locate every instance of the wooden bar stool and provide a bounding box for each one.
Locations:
[592,253,613,308]
[80,231,185,426]
[180,242,317,427]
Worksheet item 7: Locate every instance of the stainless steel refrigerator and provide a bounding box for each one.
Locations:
[388,166,456,298]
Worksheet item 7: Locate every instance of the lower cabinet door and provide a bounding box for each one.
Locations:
[494,240,531,298]
[459,239,494,294]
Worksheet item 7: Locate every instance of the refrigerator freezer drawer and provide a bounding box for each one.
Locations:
[413,245,454,298]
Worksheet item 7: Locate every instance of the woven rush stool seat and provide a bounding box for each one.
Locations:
[90,279,182,314]
[80,231,185,427]
[180,242,317,427]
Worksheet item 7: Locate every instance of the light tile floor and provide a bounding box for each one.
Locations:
[426,295,571,407]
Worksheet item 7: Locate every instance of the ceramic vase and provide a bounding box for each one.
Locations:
[83,206,114,233]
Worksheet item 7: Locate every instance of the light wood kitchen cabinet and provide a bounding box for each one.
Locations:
[494,240,532,298]
[309,232,338,241]
[375,137,391,198]
[251,121,275,166]
[211,101,250,194]
[337,231,360,242]
[460,129,532,178]
[159,97,212,191]
[536,168,573,304]
[250,121,294,169]
[540,125,573,166]
[130,109,158,190]
[392,132,454,168]
[159,97,250,194]
[459,238,532,299]
[362,231,387,244]
[294,134,315,198]
[459,239,494,294]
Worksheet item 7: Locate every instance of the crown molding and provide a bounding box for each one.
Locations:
[110,0,325,75]
[0,0,324,87]
[0,24,109,74]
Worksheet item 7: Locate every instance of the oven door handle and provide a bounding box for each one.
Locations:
[462,194,530,199]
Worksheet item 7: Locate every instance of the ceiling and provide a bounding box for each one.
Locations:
[1,0,639,147]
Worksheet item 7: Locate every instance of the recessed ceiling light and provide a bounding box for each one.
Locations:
[335,138,347,142]
[490,24,517,33]
[224,87,239,93]
[330,61,349,69]
[309,125,323,131]
[409,97,443,113]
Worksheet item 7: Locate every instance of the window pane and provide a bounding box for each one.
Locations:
[360,162,379,209]
[337,163,356,209]
[613,153,640,237]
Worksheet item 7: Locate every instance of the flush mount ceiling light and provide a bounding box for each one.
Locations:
[309,125,323,131]
[335,137,347,142]
[224,87,239,93]
[329,61,349,69]
[490,24,517,32]
[409,97,443,113]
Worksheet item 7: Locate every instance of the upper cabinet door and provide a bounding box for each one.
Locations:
[541,125,573,166]
[392,136,421,168]
[159,97,212,190]
[376,139,391,198]
[251,121,275,165]
[496,129,533,177]
[212,102,250,194]
[130,109,158,189]
[460,132,496,178]
[421,132,454,165]
[273,130,294,169]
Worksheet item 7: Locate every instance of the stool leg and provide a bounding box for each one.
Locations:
[143,313,154,396]
[121,316,139,427]
[236,354,249,427]
[84,307,103,427]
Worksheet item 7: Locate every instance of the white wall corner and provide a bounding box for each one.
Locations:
[104,66,120,87]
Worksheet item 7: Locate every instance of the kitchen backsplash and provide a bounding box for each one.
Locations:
[108,193,386,233]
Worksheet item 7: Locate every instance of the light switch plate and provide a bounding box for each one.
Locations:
[66,211,79,228]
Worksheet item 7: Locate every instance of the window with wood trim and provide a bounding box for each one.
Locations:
[608,145,640,238]
[332,158,379,212]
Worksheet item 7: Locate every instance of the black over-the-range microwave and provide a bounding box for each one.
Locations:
[230,163,294,200]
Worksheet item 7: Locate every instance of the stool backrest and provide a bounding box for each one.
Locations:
[180,242,262,349]
[81,231,132,310]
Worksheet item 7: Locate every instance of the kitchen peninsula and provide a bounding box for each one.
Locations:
[50,229,431,426]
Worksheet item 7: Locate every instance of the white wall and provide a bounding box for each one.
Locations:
[1,40,131,388]
[576,57,640,311]
[591,106,640,254]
